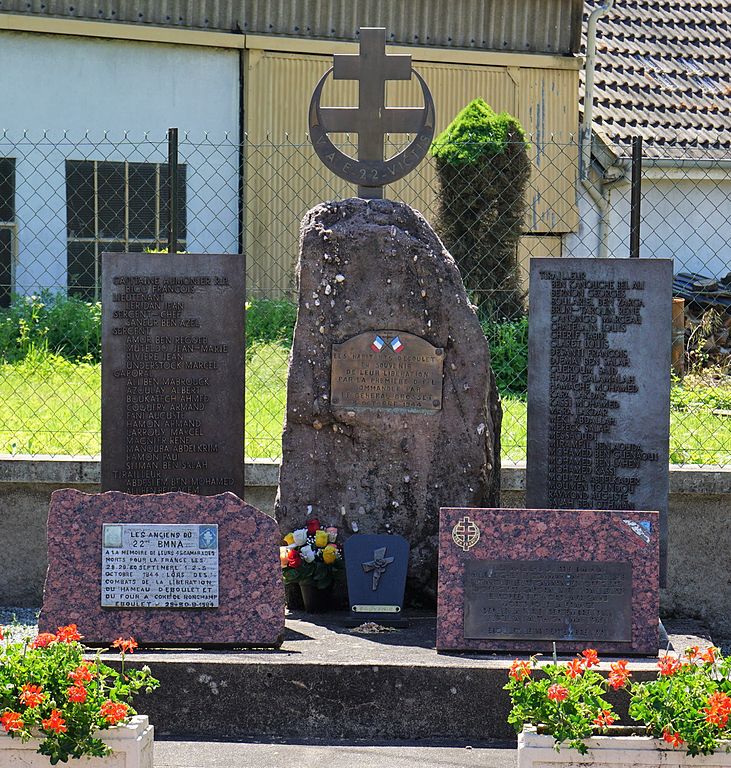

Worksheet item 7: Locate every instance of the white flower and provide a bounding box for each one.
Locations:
[292,528,308,546]
[300,544,316,563]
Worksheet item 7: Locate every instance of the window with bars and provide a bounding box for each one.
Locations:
[0,158,15,308]
[65,160,186,301]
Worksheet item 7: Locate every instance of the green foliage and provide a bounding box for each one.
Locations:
[0,623,158,764]
[430,98,528,166]
[245,298,297,347]
[0,292,101,363]
[430,99,531,319]
[482,316,528,395]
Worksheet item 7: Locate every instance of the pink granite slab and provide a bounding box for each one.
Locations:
[437,508,659,655]
[39,490,285,647]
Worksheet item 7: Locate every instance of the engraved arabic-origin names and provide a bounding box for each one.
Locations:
[330,330,443,411]
[101,523,219,609]
[463,560,632,642]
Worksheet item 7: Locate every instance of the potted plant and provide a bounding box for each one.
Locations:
[506,647,731,766]
[280,518,344,612]
[0,623,159,766]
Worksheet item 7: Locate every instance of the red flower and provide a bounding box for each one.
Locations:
[0,627,4,641]
[112,637,138,654]
[566,658,585,679]
[42,709,67,734]
[509,659,531,682]
[67,685,88,704]
[657,655,682,676]
[31,632,57,649]
[547,684,569,702]
[662,730,684,748]
[306,518,321,535]
[287,549,302,568]
[581,649,599,668]
[68,663,94,684]
[684,645,700,660]
[608,659,631,690]
[1,711,24,732]
[99,700,129,725]
[701,647,717,664]
[704,692,731,728]
[593,710,615,728]
[19,683,45,708]
[56,624,82,643]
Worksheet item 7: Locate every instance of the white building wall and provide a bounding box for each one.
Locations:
[0,31,240,295]
[564,169,731,278]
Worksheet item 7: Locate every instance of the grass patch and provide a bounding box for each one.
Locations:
[2,343,731,467]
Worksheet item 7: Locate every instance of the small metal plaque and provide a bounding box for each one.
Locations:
[101,523,219,609]
[352,605,401,613]
[331,330,443,411]
[463,560,632,642]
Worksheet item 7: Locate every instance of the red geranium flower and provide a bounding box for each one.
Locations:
[287,549,302,568]
[306,518,321,535]
[112,637,138,654]
[608,659,631,689]
[99,700,129,725]
[593,710,615,728]
[662,730,684,748]
[657,655,682,676]
[581,649,599,668]
[701,647,717,664]
[67,685,88,704]
[68,663,94,684]
[1,711,24,732]
[56,624,82,643]
[0,627,4,641]
[31,632,57,649]
[566,658,585,678]
[19,683,45,708]
[509,659,531,681]
[704,692,731,728]
[547,684,569,702]
[42,709,67,734]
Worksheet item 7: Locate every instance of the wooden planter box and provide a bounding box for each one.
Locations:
[519,726,731,767]
[0,715,153,768]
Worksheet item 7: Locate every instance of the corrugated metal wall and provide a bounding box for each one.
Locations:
[0,0,583,54]
[245,51,579,296]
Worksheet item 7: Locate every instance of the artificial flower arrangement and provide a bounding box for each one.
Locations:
[280,518,344,590]
[505,646,731,757]
[0,623,159,765]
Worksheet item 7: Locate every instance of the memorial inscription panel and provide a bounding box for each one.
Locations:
[526,258,671,575]
[102,523,219,608]
[331,330,443,410]
[101,253,244,497]
[463,560,632,641]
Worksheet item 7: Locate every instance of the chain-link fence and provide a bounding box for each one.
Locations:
[0,130,729,466]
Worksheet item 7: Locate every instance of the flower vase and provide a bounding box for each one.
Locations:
[299,582,333,613]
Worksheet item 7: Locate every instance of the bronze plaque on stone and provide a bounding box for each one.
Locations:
[463,560,632,642]
[331,330,443,411]
[101,253,244,497]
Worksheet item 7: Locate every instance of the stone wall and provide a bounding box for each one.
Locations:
[1,457,728,637]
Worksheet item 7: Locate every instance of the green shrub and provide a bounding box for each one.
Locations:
[245,298,297,347]
[0,293,101,363]
[482,316,529,396]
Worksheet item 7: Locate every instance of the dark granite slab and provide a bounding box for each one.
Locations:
[39,489,284,647]
[437,507,659,655]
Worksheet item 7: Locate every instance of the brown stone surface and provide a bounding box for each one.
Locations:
[275,198,501,602]
[39,489,285,647]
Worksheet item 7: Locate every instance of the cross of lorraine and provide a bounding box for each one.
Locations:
[308,27,436,199]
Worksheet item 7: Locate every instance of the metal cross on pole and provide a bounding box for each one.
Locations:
[309,27,435,199]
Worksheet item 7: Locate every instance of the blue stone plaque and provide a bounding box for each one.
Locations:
[344,534,409,625]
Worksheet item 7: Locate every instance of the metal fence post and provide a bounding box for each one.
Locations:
[167,127,179,254]
[629,135,643,258]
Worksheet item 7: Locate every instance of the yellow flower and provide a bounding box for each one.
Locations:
[283,533,295,545]
[323,544,338,564]
[314,530,329,548]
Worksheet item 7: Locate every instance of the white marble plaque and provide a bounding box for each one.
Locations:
[101,523,219,608]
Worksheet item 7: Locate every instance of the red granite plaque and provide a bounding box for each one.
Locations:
[437,508,659,655]
[39,489,285,647]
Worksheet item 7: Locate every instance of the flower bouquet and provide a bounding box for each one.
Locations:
[0,623,159,765]
[505,646,731,758]
[280,519,344,610]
